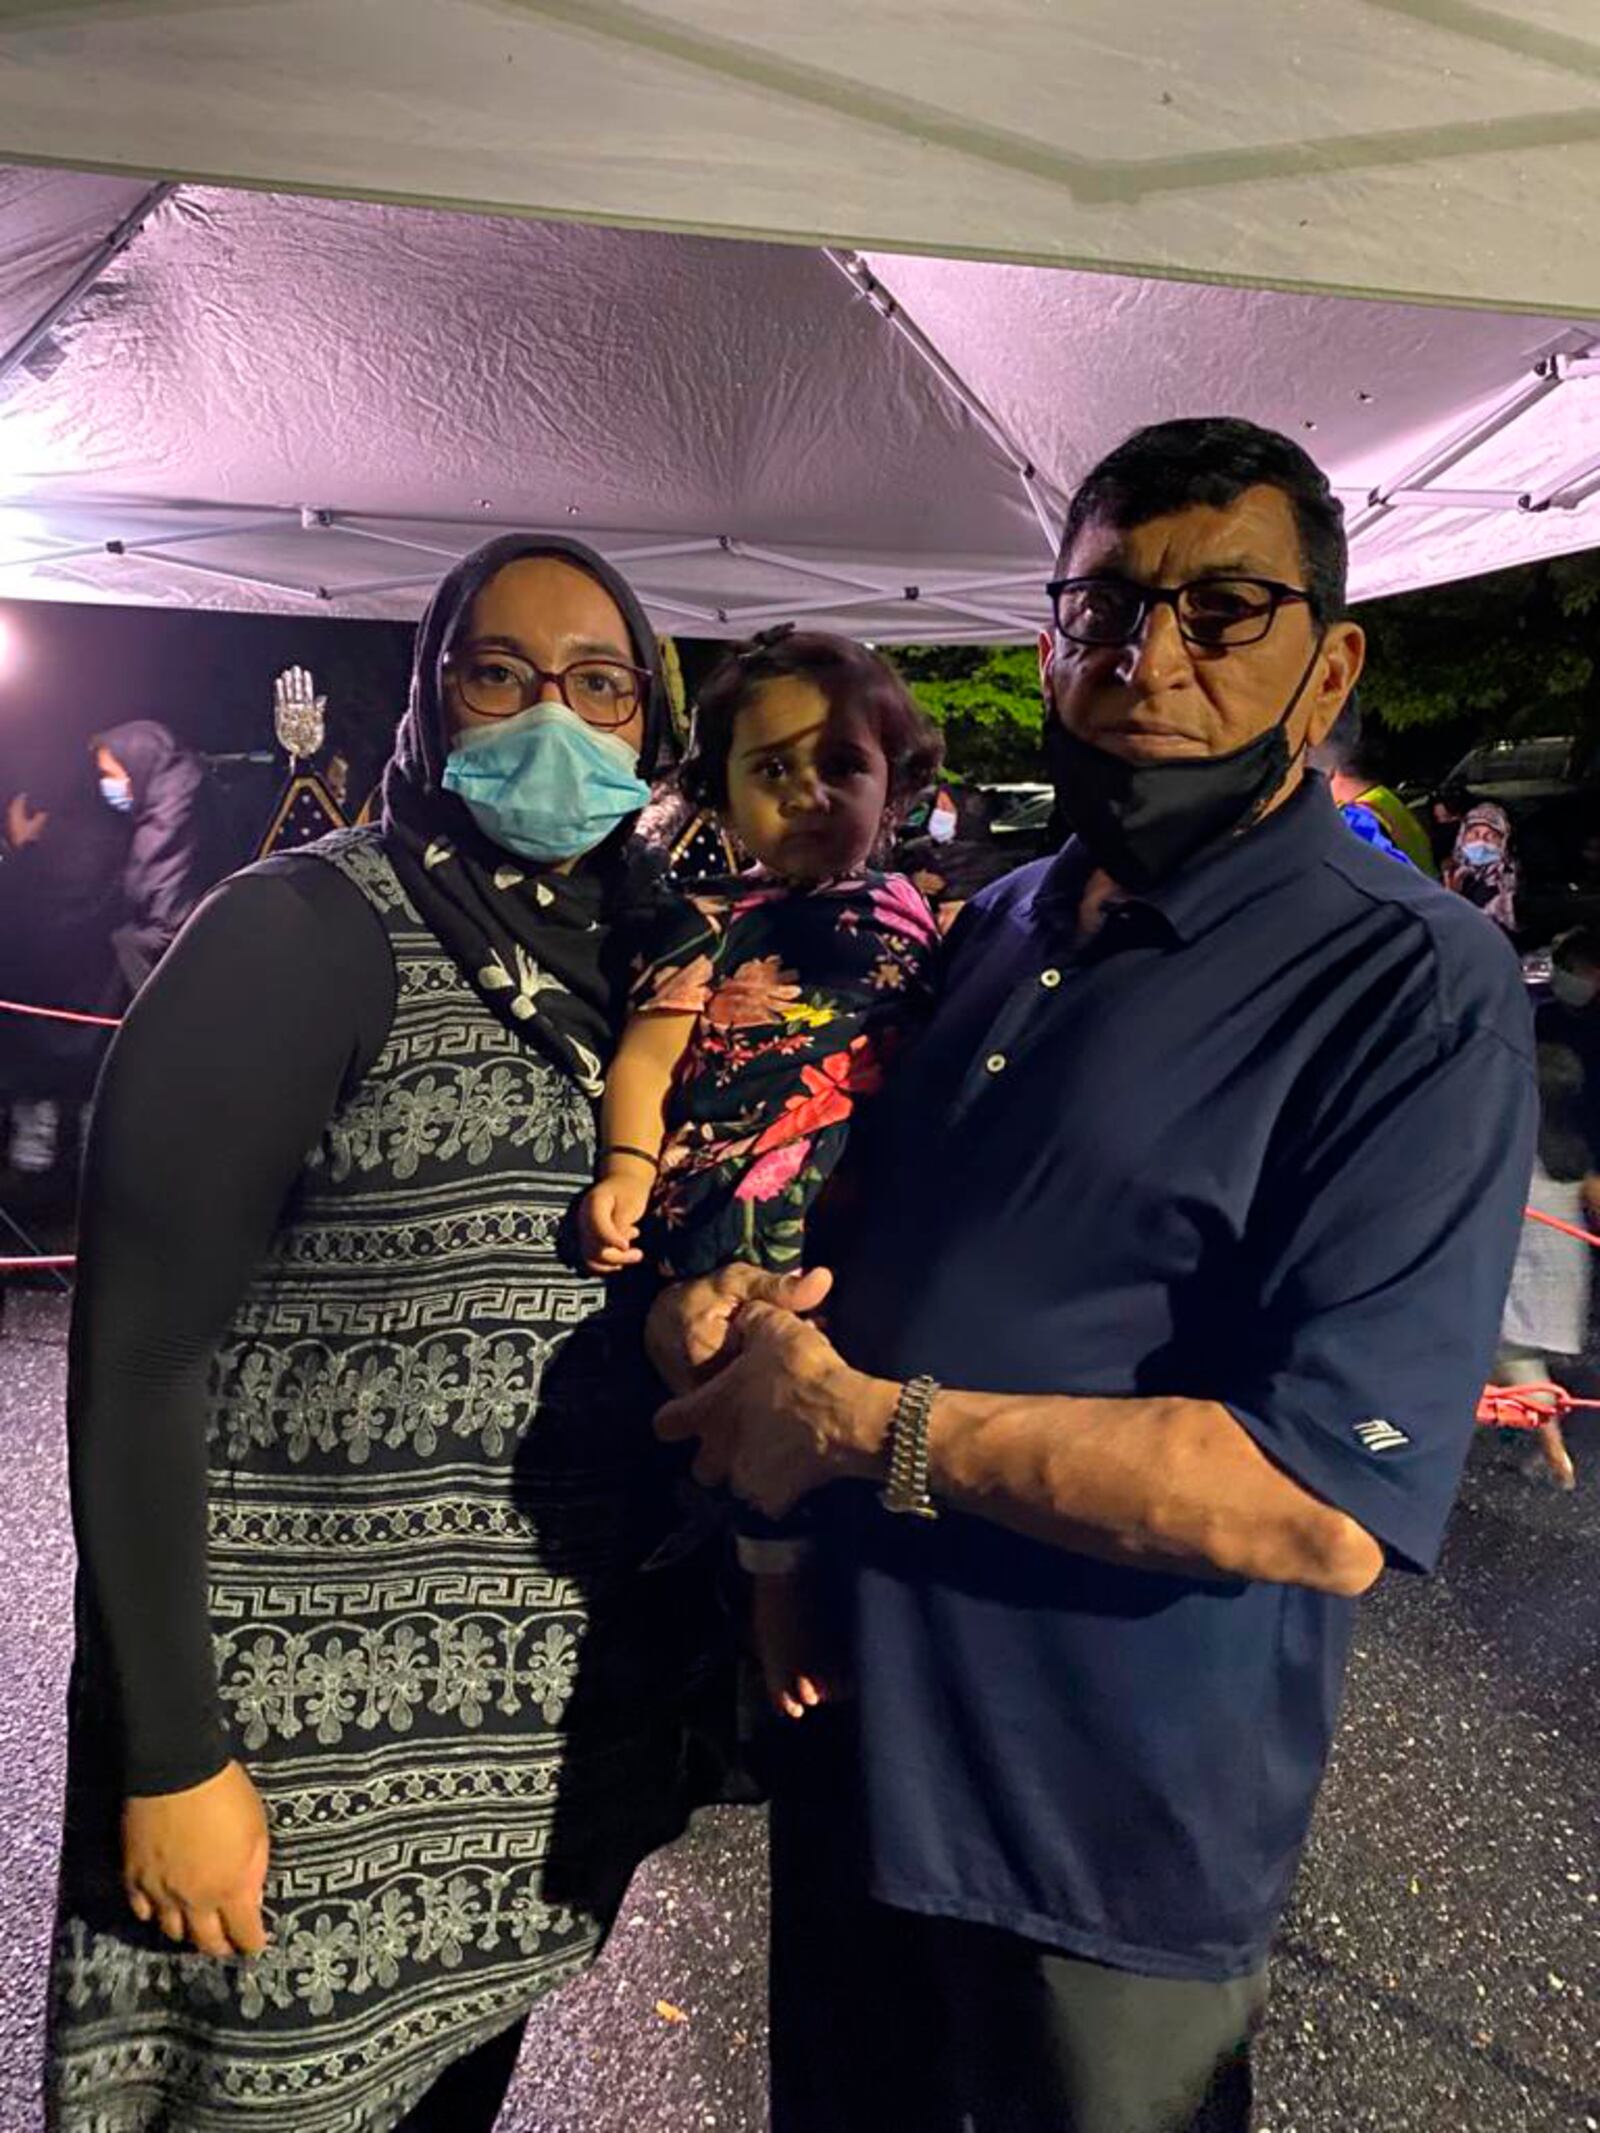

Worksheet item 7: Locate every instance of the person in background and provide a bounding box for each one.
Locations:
[898,780,1023,929]
[1545,924,1600,1157]
[923,781,961,849]
[0,764,129,1175]
[634,765,745,882]
[1494,921,1600,1489]
[92,720,229,1000]
[1444,798,1519,935]
[1310,692,1435,873]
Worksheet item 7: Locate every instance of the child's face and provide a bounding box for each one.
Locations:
[724,677,892,880]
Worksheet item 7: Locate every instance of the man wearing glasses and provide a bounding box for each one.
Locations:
[651,418,1535,2132]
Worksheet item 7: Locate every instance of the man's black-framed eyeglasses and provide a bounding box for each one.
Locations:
[1047,575,1315,651]
[445,643,649,727]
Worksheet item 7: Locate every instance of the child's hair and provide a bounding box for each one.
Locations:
[680,625,944,813]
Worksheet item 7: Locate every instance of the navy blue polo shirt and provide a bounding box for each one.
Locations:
[824,774,1535,1981]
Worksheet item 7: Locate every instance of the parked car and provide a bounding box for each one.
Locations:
[1441,733,1600,946]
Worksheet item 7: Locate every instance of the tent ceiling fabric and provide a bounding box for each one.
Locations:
[1,169,1599,635]
[2,3,1600,316]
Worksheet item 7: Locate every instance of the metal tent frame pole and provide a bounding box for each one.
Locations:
[8,511,299,568]
[0,180,177,392]
[1346,347,1592,545]
[824,249,1063,553]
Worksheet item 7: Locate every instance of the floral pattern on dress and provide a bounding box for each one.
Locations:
[630,869,939,1274]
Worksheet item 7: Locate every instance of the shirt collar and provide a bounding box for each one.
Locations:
[1035,773,1345,946]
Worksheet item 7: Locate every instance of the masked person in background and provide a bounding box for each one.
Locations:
[49,536,731,2133]
[91,720,230,1000]
[1444,799,1518,936]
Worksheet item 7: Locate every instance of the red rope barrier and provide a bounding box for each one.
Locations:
[1521,1205,1600,1248]
[1478,1382,1600,1429]
[0,997,121,1029]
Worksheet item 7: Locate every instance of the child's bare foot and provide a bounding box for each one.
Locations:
[750,1567,845,1720]
[1534,1417,1577,1491]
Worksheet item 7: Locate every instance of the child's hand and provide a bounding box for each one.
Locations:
[578,1170,653,1274]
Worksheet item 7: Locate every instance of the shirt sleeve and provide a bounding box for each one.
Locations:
[68,858,394,1794]
[1219,1013,1536,1575]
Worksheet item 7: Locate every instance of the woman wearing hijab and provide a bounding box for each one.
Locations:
[49,538,724,2131]
[92,719,228,997]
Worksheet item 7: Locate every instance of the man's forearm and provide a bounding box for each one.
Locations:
[854,1377,1382,1596]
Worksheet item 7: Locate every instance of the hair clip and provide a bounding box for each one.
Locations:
[736,623,797,663]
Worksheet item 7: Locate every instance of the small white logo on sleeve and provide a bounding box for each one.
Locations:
[1354,1418,1409,1453]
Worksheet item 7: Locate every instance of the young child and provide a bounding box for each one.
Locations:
[577,625,943,1715]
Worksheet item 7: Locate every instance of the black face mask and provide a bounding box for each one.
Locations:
[1043,639,1324,892]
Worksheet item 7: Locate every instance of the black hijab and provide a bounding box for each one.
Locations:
[382,534,672,1095]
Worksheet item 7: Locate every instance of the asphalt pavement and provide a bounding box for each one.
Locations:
[1,1285,1594,2131]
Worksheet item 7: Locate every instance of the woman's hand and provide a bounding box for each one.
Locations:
[122,1758,270,1959]
[645,1262,834,1395]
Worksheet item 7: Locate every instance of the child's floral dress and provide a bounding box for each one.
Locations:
[633,869,940,1276]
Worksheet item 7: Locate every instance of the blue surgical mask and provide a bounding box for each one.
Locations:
[1458,839,1501,869]
[441,701,650,863]
[99,776,134,814]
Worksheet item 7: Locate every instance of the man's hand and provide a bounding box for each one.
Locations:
[645,1261,833,1395]
[122,1759,270,1959]
[655,1300,895,1520]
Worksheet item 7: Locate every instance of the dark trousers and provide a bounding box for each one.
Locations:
[395,2017,527,2132]
[768,1712,1267,2133]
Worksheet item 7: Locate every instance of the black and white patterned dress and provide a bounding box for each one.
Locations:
[49,830,706,2131]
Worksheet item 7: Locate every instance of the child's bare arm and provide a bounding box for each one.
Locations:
[600,1009,697,1176]
[578,1011,697,1272]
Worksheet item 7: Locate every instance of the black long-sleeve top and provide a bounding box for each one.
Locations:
[67,856,394,1793]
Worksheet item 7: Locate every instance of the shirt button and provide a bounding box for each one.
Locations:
[985,1052,1007,1075]
[1040,967,1062,989]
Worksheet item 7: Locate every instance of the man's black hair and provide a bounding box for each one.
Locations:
[1057,417,1348,621]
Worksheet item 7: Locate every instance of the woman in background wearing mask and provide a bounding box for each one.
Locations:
[50,538,727,2131]
[1443,798,1519,936]
[92,719,228,999]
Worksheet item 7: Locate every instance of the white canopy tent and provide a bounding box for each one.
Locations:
[2,3,1600,636]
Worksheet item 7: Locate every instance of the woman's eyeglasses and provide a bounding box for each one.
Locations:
[446,644,650,726]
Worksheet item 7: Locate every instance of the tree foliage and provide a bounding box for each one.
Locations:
[893,642,1045,782]
[1354,551,1600,754]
